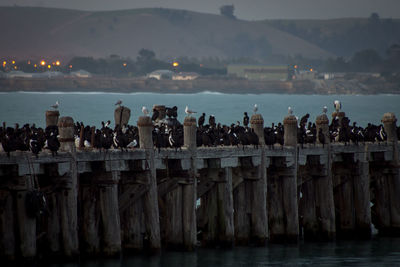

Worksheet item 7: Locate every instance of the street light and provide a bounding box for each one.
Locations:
[40,60,46,66]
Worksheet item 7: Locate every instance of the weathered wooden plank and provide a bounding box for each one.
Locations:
[217,167,234,247]
[119,184,149,213]
[353,159,371,237]
[0,189,15,261]
[81,185,100,255]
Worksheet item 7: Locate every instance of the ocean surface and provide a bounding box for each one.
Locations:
[2,91,400,265]
[1,92,400,128]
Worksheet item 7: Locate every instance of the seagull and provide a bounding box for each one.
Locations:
[51,101,59,109]
[142,106,149,116]
[334,100,341,112]
[253,104,258,114]
[288,106,293,115]
[185,105,197,115]
[323,106,328,114]
[115,100,122,106]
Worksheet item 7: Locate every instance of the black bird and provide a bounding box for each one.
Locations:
[209,115,216,128]
[46,131,60,156]
[198,113,206,127]
[300,113,310,129]
[318,128,326,148]
[30,132,42,158]
[152,109,160,122]
[243,112,249,127]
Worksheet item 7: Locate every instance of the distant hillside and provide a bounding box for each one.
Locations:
[0,7,333,61]
[268,17,400,57]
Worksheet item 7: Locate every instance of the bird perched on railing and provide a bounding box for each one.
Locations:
[185,106,197,116]
[253,104,258,114]
[115,100,122,106]
[243,112,249,127]
[288,106,293,115]
[51,101,59,110]
[198,113,205,127]
[142,106,149,116]
[323,106,328,114]
[334,100,341,113]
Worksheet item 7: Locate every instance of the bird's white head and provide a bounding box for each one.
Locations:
[323,106,328,114]
[142,106,149,116]
[288,106,293,115]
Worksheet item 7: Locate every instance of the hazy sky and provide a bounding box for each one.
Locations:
[2,0,400,20]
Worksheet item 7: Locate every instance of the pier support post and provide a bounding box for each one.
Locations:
[99,171,121,256]
[268,114,299,242]
[45,110,60,127]
[138,116,161,251]
[378,113,400,234]
[182,116,197,250]
[316,113,330,145]
[0,188,15,261]
[250,115,268,245]
[15,175,36,259]
[57,117,79,258]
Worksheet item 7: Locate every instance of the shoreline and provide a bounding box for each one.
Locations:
[0,76,399,95]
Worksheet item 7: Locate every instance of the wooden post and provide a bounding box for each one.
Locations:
[217,167,234,247]
[233,168,251,244]
[115,106,131,127]
[283,115,299,242]
[353,153,371,238]
[15,176,36,258]
[45,110,60,127]
[0,189,16,261]
[250,115,268,245]
[332,111,346,127]
[58,117,76,152]
[316,114,330,144]
[382,113,400,233]
[99,171,121,257]
[138,116,161,251]
[183,116,197,250]
[283,114,297,147]
[57,117,79,258]
[250,114,265,146]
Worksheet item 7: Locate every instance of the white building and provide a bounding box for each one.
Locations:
[71,69,92,78]
[172,72,199,80]
[147,70,174,80]
[6,71,34,78]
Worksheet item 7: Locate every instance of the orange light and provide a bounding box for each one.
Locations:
[56,60,60,66]
[310,68,313,72]
[40,60,46,66]
[47,65,51,69]
[14,66,17,70]
[123,62,127,67]
[69,65,72,69]
[294,65,298,69]
[172,61,179,67]
[27,60,31,65]
[2,61,5,66]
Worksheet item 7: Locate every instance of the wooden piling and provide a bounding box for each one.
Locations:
[182,116,197,250]
[138,116,161,251]
[57,117,79,258]
[99,171,121,256]
[0,189,15,261]
[45,110,60,127]
[250,115,268,245]
[316,113,330,144]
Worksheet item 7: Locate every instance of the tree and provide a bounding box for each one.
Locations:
[137,49,156,63]
[220,5,236,19]
[350,49,382,72]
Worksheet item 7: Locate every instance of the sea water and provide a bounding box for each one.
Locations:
[1,92,400,128]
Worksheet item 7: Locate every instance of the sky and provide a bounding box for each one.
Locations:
[2,0,400,20]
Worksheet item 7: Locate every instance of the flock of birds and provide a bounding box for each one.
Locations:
[0,100,399,158]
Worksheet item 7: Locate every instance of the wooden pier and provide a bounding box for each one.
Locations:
[0,112,399,262]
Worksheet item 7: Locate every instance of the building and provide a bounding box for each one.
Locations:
[227,65,288,81]
[147,70,174,80]
[6,71,34,78]
[71,69,92,78]
[172,72,199,81]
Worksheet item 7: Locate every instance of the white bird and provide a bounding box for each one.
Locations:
[334,100,341,112]
[323,106,328,114]
[253,104,258,114]
[288,106,293,115]
[115,100,122,106]
[142,106,149,116]
[51,101,59,109]
[185,105,197,115]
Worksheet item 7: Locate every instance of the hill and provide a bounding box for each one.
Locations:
[268,17,400,57]
[0,7,333,61]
